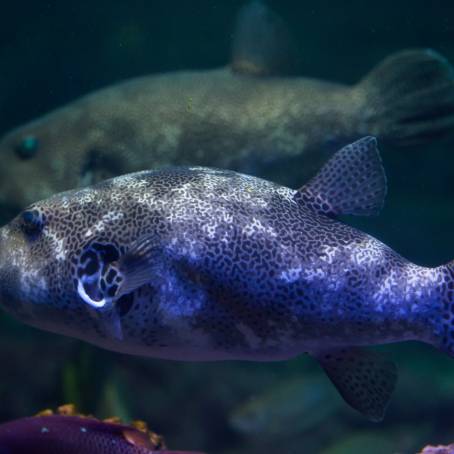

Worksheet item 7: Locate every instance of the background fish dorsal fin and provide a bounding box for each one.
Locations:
[295,136,387,217]
[231,0,299,76]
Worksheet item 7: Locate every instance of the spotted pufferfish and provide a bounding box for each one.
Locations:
[0,137,452,421]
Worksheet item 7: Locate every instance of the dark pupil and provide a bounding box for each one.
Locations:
[15,136,39,159]
[21,210,43,236]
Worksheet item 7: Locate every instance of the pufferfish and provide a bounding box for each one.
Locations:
[0,137,452,421]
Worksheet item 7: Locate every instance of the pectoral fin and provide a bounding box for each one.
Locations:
[75,237,161,341]
[100,311,123,341]
[313,347,397,421]
[295,136,387,217]
[231,1,298,76]
[104,234,163,299]
[86,305,124,341]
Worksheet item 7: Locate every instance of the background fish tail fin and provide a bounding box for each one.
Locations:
[313,347,397,421]
[357,49,454,145]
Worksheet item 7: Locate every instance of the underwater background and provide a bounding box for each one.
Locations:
[1,1,454,453]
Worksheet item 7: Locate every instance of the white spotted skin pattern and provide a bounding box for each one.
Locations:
[0,167,444,360]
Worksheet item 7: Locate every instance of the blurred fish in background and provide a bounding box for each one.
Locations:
[226,357,454,454]
[0,1,453,221]
[229,376,344,437]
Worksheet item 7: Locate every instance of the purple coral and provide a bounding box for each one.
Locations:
[419,444,454,454]
[0,411,204,454]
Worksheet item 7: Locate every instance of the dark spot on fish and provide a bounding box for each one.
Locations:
[107,285,118,298]
[106,268,117,284]
[85,259,98,276]
[99,244,120,263]
[117,293,134,317]
[80,251,93,264]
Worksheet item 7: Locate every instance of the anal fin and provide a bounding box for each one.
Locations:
[313,347,397,422]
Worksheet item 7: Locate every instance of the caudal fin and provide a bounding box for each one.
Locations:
[434,262,454,357]
[357,49,454,145]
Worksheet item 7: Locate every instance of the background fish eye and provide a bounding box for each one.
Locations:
[14,136,39,160]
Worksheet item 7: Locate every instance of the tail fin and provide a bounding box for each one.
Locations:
[357,49,454,145]
[435,262,454,357]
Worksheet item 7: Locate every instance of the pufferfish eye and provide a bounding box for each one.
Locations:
[15,135,40,160]
[20,209,44,238]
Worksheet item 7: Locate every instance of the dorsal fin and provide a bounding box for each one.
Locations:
[231,1,299,76]
[295,136,387,216]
